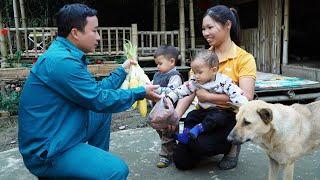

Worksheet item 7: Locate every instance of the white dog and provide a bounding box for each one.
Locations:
[227,100,320,180]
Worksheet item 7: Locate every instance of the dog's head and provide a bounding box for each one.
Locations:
[227,100,274,145]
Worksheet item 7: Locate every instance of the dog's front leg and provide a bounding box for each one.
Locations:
[283,163,294,180]
[268,157,279,180]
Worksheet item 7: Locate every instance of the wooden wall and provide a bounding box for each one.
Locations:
[240,0,282,74]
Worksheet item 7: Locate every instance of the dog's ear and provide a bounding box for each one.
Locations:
[256,108,273,124]
[227,102,240,113]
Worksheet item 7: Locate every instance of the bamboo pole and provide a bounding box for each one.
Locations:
[179,0,186,66]
[282,0,289,65]
[189,0,195,49]
[19,0,26,28]
[19,0,28,56]
[160,0,166,32]
[0,10,9,68]
[13,0,21,51]
[153,0,158,31]
[131,24,138,59]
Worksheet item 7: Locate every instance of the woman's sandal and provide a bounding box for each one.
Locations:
[218,145,241,170]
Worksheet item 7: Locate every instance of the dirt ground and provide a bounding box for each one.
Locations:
[0,109,148,152]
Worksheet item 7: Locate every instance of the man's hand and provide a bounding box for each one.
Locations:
[144,84,161,102]
[122,58,137,71]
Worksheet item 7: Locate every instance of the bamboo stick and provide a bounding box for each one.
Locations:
[160,0,166,32]
[13,0,21,51]
[189,0,195,49]
[115,28,119,54]
[153,0,158,31]
[108,29,111,55]
[19,0,28,57]
[282,0,289,65]
[100,29,103,53]
[131,24,138,58]
[0,11,8,68]
[179,0,186,66]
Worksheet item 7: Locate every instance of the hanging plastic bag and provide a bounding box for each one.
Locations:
[147,97,179,130]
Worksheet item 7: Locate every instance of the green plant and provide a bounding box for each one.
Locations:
[0,91,20,115]
[114,55,126,64]
[5,50,22,67]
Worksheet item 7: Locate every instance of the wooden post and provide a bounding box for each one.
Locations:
[189,0,195,49]
[153,0,158,31]
[0,10,9,68]
[179,0,186,66]
[19,0,28,56]
[19,0,26,28]
[160,0,166,32]
[282,0,289,65]
[131,24,138,59]
[13,0,21,51]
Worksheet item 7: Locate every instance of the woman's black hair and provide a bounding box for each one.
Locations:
[57,3,97,37]
[204,5,240,45]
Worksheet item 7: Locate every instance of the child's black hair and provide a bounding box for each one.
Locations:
[154,45,180,64]
[191,50,219,68]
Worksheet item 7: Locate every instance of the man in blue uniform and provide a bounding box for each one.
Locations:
[18,3,160,179]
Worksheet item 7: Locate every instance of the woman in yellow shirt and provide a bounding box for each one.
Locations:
[172,5,256,170]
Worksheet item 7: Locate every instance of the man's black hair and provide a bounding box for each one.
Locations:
[57,3,97,37]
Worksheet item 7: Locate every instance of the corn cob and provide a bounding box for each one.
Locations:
[137,98,148,117]
[123,40,151,115]
[129,78,139,109]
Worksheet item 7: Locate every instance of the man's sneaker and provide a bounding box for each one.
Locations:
[156,157,172,168]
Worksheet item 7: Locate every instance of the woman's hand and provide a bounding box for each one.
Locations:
[122,58,137,71]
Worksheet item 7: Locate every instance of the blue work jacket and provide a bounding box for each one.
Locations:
[18,36,145,168]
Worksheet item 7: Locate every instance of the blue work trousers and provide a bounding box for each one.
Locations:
[37,112,129,179]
